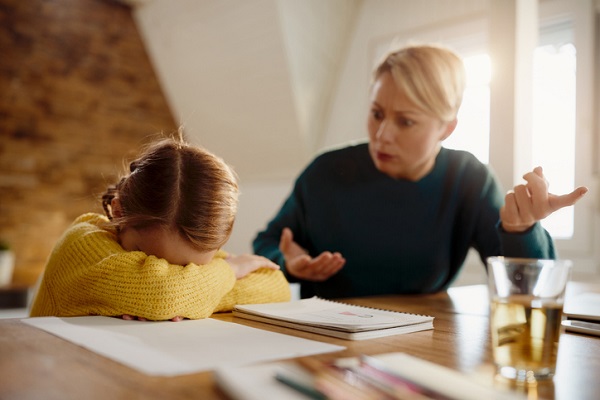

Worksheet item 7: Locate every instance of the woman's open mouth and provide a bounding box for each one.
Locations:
[376,151,394,162]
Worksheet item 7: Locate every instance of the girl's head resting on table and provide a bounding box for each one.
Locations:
[101,130,239,266]
[367,44,466,181]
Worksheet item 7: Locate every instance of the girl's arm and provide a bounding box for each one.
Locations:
[30,214,236,320]
[214,268,291,313]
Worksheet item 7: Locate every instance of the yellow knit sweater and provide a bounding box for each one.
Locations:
[30,213,290,320]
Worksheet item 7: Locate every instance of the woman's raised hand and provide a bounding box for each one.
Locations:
[500,166,588,233]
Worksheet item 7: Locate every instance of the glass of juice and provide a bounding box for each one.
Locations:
[487,257,572,382]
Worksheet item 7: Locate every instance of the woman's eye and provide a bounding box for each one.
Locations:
[371,109,383,120]
[399,118,414,127]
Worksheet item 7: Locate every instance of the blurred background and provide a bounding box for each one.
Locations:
[1,0,598,289]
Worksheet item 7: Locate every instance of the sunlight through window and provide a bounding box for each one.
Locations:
[532,43,576,238]
[444,37,576,239]
[444,54,491,164]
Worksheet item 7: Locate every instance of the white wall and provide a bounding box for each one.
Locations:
[133,0,307,182]
[227,179,293,254]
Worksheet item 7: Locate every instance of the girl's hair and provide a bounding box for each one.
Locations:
[372,44,466,122]
[101,130,239,252]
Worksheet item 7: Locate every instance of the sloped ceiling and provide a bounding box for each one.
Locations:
[132,0,361,181]
[278,0,361,151]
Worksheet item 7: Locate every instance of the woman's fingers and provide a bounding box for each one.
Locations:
[503,165,589,232]
[548,186,589,212]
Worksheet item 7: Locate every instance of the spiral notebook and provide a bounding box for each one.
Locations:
[233,297,433,340]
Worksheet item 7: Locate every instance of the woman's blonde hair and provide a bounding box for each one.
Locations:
[102,129,239,252]
[372,44,466,122]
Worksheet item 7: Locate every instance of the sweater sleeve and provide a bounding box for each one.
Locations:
[213,269,291,312]
[498,222,556,259]
[30,214,237,320]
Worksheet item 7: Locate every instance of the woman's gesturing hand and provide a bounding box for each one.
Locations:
[500,166,588,233]
[279,227,345,281]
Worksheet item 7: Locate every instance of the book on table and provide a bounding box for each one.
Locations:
[233,297,434,340]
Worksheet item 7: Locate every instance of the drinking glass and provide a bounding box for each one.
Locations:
[487,257,572,382]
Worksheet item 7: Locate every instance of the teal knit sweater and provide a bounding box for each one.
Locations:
[253,143,555,299]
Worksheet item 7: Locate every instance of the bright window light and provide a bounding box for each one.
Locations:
[531,43,576,238]
[445,38,576,239]
[444,54,491,164]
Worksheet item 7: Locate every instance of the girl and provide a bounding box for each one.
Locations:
[30,131,290,320]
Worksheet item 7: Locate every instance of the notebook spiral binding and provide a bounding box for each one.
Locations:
[314,296,430,318]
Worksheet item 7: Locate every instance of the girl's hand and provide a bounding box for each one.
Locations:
[226,254,280,279]
[500,166,588,233]
[120,314,184,322]
[279,227,345,282]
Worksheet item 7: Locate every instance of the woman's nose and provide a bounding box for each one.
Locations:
[376,120,393,142]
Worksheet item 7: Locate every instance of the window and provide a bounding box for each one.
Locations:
[445,54,491,164]
[532,39,576,238]
[444,21,577,238]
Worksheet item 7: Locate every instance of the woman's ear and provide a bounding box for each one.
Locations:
[111,198,123,218]
[441,118,458,141]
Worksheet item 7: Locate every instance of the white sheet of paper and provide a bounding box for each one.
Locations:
[22,316,344,376]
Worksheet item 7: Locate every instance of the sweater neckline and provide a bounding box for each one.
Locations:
[362,146,448,186]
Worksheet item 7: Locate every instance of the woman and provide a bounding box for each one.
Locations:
[253,44,587,299]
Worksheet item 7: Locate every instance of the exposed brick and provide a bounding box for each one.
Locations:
[0,0,177,285]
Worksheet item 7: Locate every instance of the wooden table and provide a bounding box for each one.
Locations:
[1,284,598,399]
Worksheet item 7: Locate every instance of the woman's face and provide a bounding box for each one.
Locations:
[367,71,456,181]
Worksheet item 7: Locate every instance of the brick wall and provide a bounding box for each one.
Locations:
[0,0,177,285]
